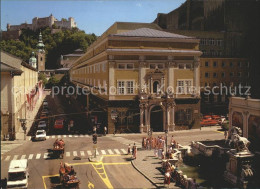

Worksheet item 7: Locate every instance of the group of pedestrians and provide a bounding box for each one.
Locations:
[128,143,137,159]
[142,135,167,150]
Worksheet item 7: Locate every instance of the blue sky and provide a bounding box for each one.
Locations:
[1,0,185,36]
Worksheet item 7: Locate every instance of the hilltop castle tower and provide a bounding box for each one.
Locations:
[36,31,45,71]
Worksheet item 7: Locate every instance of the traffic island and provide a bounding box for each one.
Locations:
[88,155,103,162]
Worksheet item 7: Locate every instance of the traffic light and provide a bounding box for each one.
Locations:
[93,134,97,144]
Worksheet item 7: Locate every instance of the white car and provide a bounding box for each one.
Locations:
[35,130,46,141]
[38,121,47,130]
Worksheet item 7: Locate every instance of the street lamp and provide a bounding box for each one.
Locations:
[164,129,168,152]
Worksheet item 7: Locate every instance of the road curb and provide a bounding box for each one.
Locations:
[130,159,159,188]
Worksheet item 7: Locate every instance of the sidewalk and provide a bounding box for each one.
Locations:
[131,150,179,188]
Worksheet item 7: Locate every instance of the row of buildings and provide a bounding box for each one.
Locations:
[0,51,42,140]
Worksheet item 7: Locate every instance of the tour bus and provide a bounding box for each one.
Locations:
[7,159,29,188]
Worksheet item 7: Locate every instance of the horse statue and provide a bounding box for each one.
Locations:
[232,133,250,152]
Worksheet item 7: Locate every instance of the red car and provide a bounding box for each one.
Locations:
[54,118,64,129]
[203,115,212,120]
[200,119,219,127]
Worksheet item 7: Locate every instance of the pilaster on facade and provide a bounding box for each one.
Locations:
[193,56,200,97]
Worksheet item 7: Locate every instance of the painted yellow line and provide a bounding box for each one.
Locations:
[42,176,47,189]
[92,162,114,189]
[103,162,131,165]
[216,130,224,134]
[103,154,123,157]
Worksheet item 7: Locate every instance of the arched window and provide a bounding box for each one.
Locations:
[40,57,43,61]
[153,81,160,93]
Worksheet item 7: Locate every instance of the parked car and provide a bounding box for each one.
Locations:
[54,118,65,129]
[40,113,48,120]
[34,130,47,141]
[200,119,219,127]
[212,115,221,120]
[38,121,47,130]
[203,115,212,120]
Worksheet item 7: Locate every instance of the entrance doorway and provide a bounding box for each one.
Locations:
[150,106,163,132]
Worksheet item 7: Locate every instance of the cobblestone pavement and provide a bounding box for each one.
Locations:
[132,150,179,188]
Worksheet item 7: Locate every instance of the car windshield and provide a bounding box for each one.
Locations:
[8,172,26,181]
[36,131,44,135]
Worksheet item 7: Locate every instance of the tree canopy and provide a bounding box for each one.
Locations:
[0,27,97,69]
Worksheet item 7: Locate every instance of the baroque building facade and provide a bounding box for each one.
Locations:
[70,22,202,133]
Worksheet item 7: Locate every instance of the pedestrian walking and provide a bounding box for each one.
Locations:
[128,144,131,155]
[164,171,171,187]
[132,143,137,159]
[104,126,107,136]
[224,130,228,140]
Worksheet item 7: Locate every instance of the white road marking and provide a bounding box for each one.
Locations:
[28,137,31,141]
[101,150,106,155]
[74,135,78,137]
[108,149,114,155]
[80,151,85,156]
[20,155,26,159]
[63,135,67,138]
[80,135,84,137]
[114,149,120,154]
[73,151,78,156]
[66,152,70,157]
[87,151,92,156]
[13,155,19,160]
[36,153,41,159]
[46,136,50,139]
[96,150,99,155]
[84,135,89,137]
[69,135,72,137]
[121,149,127,154]
[44,153,49,159]
[5,156,11,161]
[28,154,34,160]
[58,135,61,138]
[51,136,55,138]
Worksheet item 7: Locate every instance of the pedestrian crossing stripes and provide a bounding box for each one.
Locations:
[80,151,85,156]
[36,153,41,159]
[108,149,114,155]
[2,149,128,161]
[73,151,78,156]
[45,134,90,139]
[28,154,34,160]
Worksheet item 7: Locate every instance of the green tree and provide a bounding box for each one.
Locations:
[38,73,48,86]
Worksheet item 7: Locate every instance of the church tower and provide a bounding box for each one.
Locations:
[29,52,37,69]
[36,31,45,71]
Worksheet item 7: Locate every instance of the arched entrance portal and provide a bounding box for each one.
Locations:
[150,106,163,132]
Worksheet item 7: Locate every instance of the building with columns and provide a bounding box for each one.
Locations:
[229,97,260,152]
[70,22,202,133]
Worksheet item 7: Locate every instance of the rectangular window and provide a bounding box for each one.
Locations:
[150,64,156,69]
[205,72,209,78]
[186,64,192,69]
[118,64,125,69]
[126,63,134,69]
[204,94,209,102]
[178,64,184,69]
[230,62,233,67]
[213,72,217,78]
[186,109,192,121]
[157,64,164,69]
[126,81,134,94]
[230,72,234,77]
[221,72,225,78]
[238,72,242,77]
[213,61,217,67]
[177,80,184,93]
[205,62,209,67]
[185,80,192,94]
[222,62,225,67]
[214,95,218,102]
[118,81,125,94]
[102,63,106,72]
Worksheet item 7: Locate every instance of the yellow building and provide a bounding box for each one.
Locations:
[1,51,39,140]
[70,22,202,133]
